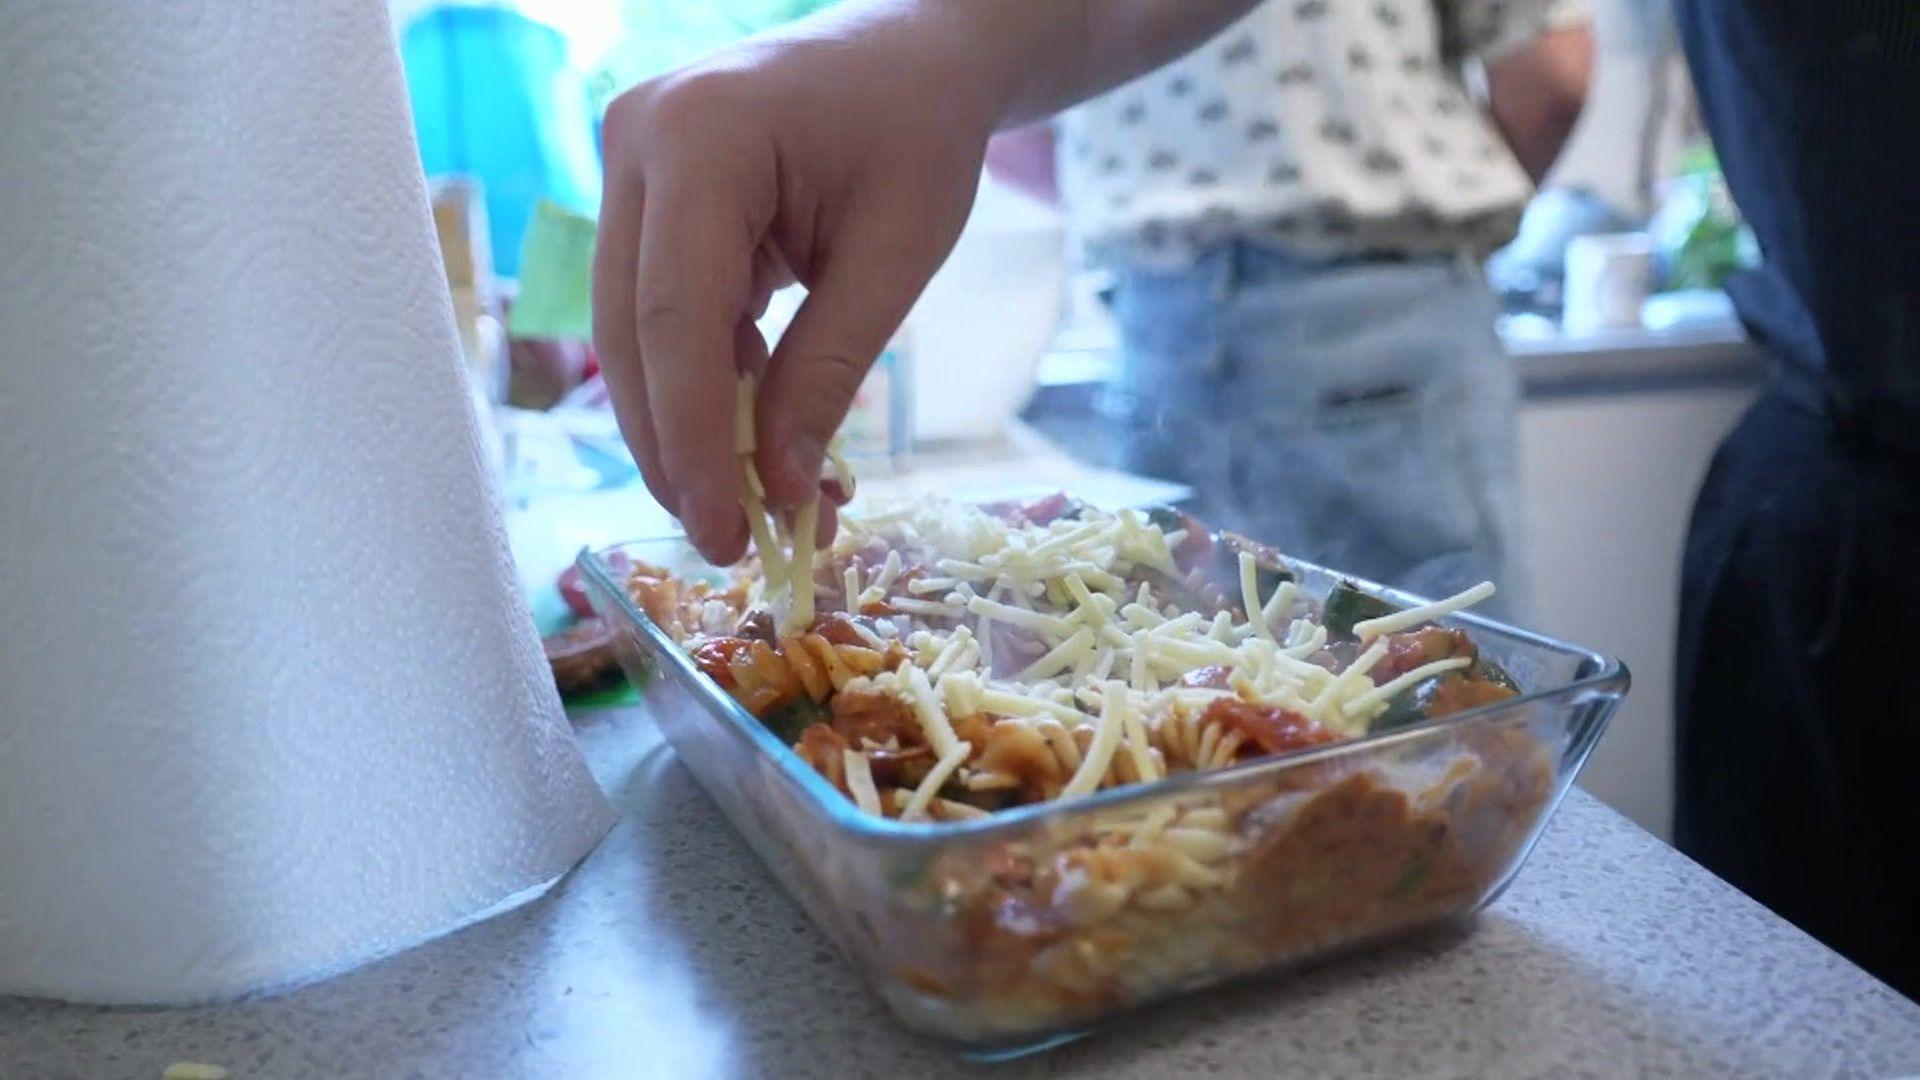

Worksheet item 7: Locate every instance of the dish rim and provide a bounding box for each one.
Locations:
[577,535,1630,849]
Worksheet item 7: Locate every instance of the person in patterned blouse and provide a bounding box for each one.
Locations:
[989,0,1591,618]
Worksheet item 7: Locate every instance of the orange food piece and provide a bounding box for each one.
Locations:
[688,637,754,688]
[794,724,851,790]
[831,689,924,748]
[1424,674,1518,718]
[974,718,1069,800]
[808,612,871,647]
[1372,627,1474,684]
[1178,665,1233,690]
[866,744,934,786]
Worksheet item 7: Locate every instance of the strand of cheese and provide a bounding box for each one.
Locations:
[1352,581,1497,641]
[789,500,819,629]
[1060,681,1128,798]
[1305,638,1391,723]
[842,749,883,816]
[901,744,972,821]
[1239,551,1277,642]
[1341,655,1474,718]
[1013,627,1096,682]
[903,664,963,760]
[1120,693,1160,783]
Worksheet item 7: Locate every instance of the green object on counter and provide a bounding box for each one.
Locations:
[510,199,596,340]
[1657,143,1757,292]
[564,675,640,712]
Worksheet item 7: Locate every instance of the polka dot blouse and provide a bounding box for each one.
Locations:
[1056,0,1587,263]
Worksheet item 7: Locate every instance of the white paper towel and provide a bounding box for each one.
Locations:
[0,0,617,1003]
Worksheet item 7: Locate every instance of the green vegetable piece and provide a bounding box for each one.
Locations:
[1387,852,1435,900]
[1472,656,1521,694]
[762,697,829,743]
[1370,675,1444,734]
[1145,505,1188,533]
[1323,581,1399,638]
[1213,531,1294,597]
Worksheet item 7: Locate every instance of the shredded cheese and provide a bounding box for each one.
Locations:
[979,687,1084,722]
[1342,655,1474,717]
[903,664,963,760]
[901,744,971,821]
[739,459,786,589]
[732,373,844,632]
[926,628,977,680]
[1264,580,1299,625]
[967,595,1074,637]
[788,501,819,629]
[1352,580,1497,641]
[1014,627,1097,682]
[888,596,966,619]
[1120,693,1159,783]
[1060,681,1128,798]
[1239,551,1276,642]
[824,437,856,500]
[716,477,1511,822]
[1306,638,1391,723]
[847,619,888,651]
[842,749,883,815]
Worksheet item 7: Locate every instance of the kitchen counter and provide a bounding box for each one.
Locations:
[1033,318,1765,401]
[4,707,1915,1080]
[1503,321,1764,398]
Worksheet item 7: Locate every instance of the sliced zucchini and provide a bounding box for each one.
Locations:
[1472,656,1521,693]
[763,697,830,743]
[1370,674,1444,734]
[1323,581,1399,638]
[1145,505,1188,533]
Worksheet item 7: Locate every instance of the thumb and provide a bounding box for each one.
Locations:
[756,236,932,507]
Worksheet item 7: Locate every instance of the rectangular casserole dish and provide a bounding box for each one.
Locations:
[578,536,1627,1051]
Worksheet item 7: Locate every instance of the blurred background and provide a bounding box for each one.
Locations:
[391,0,1763,841]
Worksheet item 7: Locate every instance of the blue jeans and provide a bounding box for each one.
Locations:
[1107,242,1528,619]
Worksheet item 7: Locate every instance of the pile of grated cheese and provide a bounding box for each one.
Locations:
[735,373,854,634]
[813,497,1495,813]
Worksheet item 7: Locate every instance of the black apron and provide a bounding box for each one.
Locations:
[1671,0,1920,999]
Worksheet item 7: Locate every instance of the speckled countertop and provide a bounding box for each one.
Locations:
[3,708,1916,1080]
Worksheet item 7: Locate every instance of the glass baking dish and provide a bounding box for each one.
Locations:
[578,537,1627,1052]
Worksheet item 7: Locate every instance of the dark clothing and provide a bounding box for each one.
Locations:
[1673,0,1920,435]
[1675,391,1920,999]
[1671,0,1920,998]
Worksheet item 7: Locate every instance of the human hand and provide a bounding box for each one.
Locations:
[592,11,992,563]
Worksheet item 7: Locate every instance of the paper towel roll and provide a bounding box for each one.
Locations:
[0,1,616,1003]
